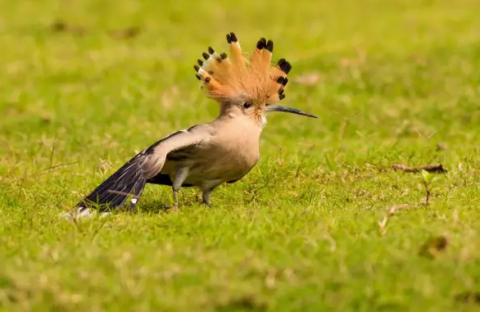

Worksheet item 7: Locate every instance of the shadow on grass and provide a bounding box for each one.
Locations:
[92,198,208,215]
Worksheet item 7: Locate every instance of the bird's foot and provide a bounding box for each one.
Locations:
[202,201,212,208]
[158,203,179,212]
[159,204,178,210]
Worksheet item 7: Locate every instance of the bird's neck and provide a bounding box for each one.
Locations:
[217,105,266,129]
[218,103,242,118]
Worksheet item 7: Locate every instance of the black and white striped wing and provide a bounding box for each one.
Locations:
[76,124,212,211]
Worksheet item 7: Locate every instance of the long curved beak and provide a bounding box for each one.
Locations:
[264,104,317,118]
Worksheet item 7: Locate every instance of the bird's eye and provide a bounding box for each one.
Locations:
[243,102,252,109]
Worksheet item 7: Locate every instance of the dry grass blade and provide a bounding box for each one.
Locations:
[10,161,78,183]
[109,27,141,39]
[51,20,86,35]
[107,189,139,198]
[392,164,447,173]
[293,72,320,86]
[378,204,414,235]
[436,142,448,151]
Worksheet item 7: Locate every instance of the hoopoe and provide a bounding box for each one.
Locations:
[74,32,316,214]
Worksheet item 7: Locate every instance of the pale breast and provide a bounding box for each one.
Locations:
[161,122,261,187]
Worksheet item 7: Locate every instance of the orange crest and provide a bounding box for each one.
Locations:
[194,32,291,106]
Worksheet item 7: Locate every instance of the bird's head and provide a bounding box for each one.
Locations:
[194,32,316,126]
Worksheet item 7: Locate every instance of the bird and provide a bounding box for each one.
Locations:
[73,32,317,215]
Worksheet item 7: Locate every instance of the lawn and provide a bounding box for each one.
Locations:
[1,0,480,311]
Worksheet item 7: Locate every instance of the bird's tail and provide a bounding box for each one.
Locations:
[75,152,149,212]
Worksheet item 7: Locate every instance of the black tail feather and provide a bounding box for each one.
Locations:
[77,153,148,212]
[127,179,146,210]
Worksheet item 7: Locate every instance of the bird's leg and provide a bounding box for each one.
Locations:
[201,183,220,208]
[172,189,179,209]
[201,190,212,208]
[171,167,189,210]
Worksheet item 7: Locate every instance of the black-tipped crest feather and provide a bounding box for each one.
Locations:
[256,38,266,49]
[266,40,274,52]
[193,32,294,106]
[280,62,291,74]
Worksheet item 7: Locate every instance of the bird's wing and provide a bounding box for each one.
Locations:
[76,124,213,211]
[145,124,212,165]
[143,124,214,175]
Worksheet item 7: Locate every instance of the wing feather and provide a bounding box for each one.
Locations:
[75,124,213,211]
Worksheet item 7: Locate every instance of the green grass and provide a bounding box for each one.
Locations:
[1,0,480,311]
